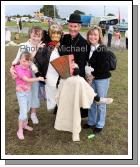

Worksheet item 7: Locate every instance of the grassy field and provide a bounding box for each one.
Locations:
[6,21,49,28]
[6,21,125,36]
[9,32,29,44]
[5,45,128,155]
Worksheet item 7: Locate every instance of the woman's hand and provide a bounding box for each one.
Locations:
[37,41,46,48]
[86,74,94,85]
[31,41,45,58]
[56,42,60,48]
[10,66,17,79]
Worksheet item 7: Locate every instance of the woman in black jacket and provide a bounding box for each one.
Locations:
[83,26,115,133]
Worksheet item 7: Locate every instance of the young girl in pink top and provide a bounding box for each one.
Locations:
[10,26,45,124]
[15,51,44,140]
[114,29,121,48]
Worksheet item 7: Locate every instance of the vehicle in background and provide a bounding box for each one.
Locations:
[29,18,41,23]
[90,16,118,27]
[21,17,30,22]
[43,16,52,21]
[53,18,67,26]
[80,15,92,27]
[116,22,128,32]
[100,16,118,25]
[10,17,17,22]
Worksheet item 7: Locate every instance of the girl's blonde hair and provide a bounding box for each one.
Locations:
[87,25,103,45]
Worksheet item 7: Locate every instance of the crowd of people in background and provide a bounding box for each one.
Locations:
[6,16,128,49]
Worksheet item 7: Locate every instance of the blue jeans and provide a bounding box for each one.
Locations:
[88,78,110,128]
[16,91,32,121]
[31,72,40,108]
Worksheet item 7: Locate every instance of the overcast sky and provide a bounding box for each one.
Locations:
[5,5,128,19]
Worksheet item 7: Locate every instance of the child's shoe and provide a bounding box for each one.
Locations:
[96,97,113,105]
[31,113,39,124]
[17,130,24,140]
[24,125,33,131]
[23,121,33,131]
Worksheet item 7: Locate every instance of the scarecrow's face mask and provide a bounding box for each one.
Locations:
[50,31,61,42]
[49,24,62,42]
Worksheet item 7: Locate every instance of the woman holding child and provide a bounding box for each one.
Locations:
[10,26,45,125]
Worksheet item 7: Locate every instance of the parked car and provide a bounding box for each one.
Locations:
[90,16,118,27]
[21,17,30,22]
[10,17,17,22]
[29,18,40,23]
[53,18,66,25]
[117,23,128,32]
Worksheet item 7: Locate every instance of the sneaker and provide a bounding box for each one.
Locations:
[31,113,39,124]
[17,130,24,140]
[96,97,113,105]
[93,127,103,134]
[82,124,96,129]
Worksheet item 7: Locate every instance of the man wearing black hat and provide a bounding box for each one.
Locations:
[58,13,90,78]
[57,13,90,118]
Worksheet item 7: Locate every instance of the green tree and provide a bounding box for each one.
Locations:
[40,5,60,18]
[107,13,115,16]
[22,14,32,18]
[74,10,85,15]
[16,14,21,18]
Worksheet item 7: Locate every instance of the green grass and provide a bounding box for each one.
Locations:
[6,21,49,28]
[6,21,126,37]
[6,22,93,33]
[10,32,29,44]
[5,45,128,155]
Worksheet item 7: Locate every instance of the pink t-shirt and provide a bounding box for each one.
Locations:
[15,65,32,92]
[114,32,121,40]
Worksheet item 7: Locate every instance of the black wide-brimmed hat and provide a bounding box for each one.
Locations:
[67,13,82,24]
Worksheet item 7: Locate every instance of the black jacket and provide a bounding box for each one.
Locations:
[33,30,57,79]
[32,30,52,79]
[58,33,90,78]
[33,45,54,79]
[88,45,113,79]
